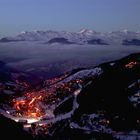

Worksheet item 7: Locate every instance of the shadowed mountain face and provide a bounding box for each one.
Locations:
[0,37,23,43]
[74,53,140,131]
[123,39,140,46]
[0,38,15,43]
[87,39,109,45]
[46,53,140,139]
[47,37,74,44]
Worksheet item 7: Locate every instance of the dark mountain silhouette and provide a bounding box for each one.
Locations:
[0,37,18,43]
[47,37,74,44]
[123,39,140,46]
[87,39,109,45]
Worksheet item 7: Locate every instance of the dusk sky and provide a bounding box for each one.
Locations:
[0,0,140,35]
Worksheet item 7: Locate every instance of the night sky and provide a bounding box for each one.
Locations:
[0,0,140,35]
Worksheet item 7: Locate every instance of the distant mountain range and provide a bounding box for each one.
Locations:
[0,29,140,45]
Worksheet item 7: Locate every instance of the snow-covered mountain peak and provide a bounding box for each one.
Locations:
[122,29,129,34]
[20,31,27,34]
[78,28,96,34]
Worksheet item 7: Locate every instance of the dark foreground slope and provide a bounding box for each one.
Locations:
[0,114,33,140]
[74,53,140,131]
[46,53,140,140]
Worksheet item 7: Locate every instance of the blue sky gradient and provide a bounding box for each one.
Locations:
[0,0,140,35]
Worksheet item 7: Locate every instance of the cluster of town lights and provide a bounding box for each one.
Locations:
[13,93,44,118]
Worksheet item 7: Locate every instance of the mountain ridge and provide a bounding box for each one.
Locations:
[0,29,140,45]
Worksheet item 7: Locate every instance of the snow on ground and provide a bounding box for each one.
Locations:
[60,67,102,83]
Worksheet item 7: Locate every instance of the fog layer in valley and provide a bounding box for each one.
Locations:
[0,42,140,78]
